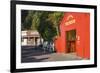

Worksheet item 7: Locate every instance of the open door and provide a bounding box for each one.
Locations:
[66,30,76,53]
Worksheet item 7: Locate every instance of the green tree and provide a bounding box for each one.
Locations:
[22,10,64,42]
[22,10,33,30]
[47,12,64,35]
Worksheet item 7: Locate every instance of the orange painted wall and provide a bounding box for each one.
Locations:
[54,12,90,59]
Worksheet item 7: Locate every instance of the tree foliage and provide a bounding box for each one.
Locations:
[21,10,64,41]
[47,12,64,35]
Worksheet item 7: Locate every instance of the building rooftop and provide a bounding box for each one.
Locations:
[21,30,40,38]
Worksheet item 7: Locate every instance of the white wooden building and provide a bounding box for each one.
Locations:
[21,30,43,46]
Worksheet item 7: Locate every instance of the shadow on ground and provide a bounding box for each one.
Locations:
[21,46,52,63]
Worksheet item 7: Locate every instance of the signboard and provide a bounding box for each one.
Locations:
[65,15,76,26]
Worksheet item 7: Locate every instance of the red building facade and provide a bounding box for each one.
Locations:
[55,12,90,59]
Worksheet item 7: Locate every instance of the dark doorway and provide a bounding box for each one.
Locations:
[66,30,76,53]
